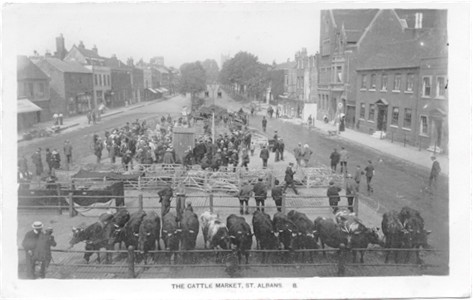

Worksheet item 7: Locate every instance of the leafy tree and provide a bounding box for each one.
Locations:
[201,59,220,84]
[178,62,207,97]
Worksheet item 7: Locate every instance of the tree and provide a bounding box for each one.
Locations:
[201,59,220,84]
[178,62,207,97]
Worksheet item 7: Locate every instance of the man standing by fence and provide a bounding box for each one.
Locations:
[158,184,173,218]
[238,180,253,215]
[253,178,268,212]
[327,181,342,213]
[271,179,284,212]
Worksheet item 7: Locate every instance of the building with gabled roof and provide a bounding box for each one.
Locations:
[32,55,93,116]
[104,55,133,107]
[64,41,111,109]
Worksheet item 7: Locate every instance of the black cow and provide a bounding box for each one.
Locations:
[162,212,181,263]
[287,210,318,262]
[138,211,161,264]
[107,209,130,249]
[180,208,199,263]
[314,217,349,258]
[398,207,431,264]
[227,214,253,264]
[252,210,279,263]
[124,211,147,251]
[272,212,298,251]
[70,221,111,263]
[382,210,412,263]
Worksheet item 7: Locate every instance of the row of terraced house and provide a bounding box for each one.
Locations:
[17,34,179,130]
[273,9,448,154]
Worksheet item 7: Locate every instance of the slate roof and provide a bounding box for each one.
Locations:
[332,9,379,43]
[357,28,447,70]
[76,46,103,60]
[275,61,296,70]
[17,55,49,81]
[104,57,131,71]
[394,9,447,29]
[43,57,91,73]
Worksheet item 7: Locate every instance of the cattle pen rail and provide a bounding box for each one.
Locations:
[18,193,360,217]
[18,247,445,279]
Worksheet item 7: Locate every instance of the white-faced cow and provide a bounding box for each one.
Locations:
[137,211,161,264]
[252,210,280,263]
[200,211,219,248]
[227,214,253,264]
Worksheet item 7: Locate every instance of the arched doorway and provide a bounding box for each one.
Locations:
[375,99,389,131]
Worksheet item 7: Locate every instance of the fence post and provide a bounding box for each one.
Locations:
[391,131,394,143]
[337,244,347,276]
[138,176,141,190]
[281,193,286,214]
[138,194,143,211]
[57,185,62,215]
[127,246,135,278]
[354,194,359,217]
[209,193,214,213]
[68,192,74,218]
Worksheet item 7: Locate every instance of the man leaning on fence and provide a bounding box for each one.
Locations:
[158,184,173,218]
[327,181,342,213]
[238,180,253,215]
[271,179,284,212]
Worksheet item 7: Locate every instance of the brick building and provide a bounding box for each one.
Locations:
[32,56,93,116]
[17,55,51,129]
[354,9,447,152]
[127,58,144,104]
[317,9,379,127]
[104,55,133,108]
[64,41,112,109]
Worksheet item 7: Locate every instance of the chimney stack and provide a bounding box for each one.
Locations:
[55,33,66,59]
[127,57,134,66]
[92,45,98,54]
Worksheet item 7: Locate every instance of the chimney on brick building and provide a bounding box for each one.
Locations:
[127,57,134,66]
[78,41,85,49]
[55,33,66,60]
[92,45,98,54]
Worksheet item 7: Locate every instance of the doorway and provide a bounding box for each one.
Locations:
[377,106,387,131]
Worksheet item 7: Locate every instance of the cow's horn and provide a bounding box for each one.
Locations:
[279,230,283,233]
[189,230,194,234]
[229,235,235,239]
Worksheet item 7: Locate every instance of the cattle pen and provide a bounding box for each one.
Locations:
[17,247,445,279]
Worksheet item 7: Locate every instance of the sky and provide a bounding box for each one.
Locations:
[7,3,321,68]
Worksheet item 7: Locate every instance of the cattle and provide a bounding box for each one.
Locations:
[137,211,161,264]
[287,210,318,262]
[200,211,219,248]
[252,210,279,263]
[382,210,412,263]
[162,212,181,263]
[335,209,383,263]
[69,220,112,263]
[124,211,147,252]
[398,207,431,264]
[107,209,130,250]
[180,208,199,263]
[272,212,298,251]
[227,214,253,264]
[314,217,349,258]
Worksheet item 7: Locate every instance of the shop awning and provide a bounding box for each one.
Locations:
[18,99,42,114]
[160,88,169,93]
[146,88,159,94]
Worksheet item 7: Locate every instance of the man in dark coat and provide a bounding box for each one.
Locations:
[271,179,284,212]
[364,160,375,195]
[259,145,270,168]
[253,178,268,212]
[279,139,285,161]
[262,117,267,133]
[284,163,299,195]
[158,184,173,218]
[329,148,340,173]
[45,148,53,175]
[345,174,358,212]
[238,180,253,215]
[327,181,342,213]
[32,227,56,278]
[63,140,73,169]
[31,148,43,177]
[429,156,441,190]
[22,221,43,279]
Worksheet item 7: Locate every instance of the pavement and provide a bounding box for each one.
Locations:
[17,96,171,143]
[221,95,448,177]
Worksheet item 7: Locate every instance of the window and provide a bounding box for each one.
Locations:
[37,82,45,97]
[370,74,376,90]
[422,77,431,97]
[437,76,446,97]
[359,103,366,119]
[406,73,414,92]
[391,107,399,126]
[368,104,375,121]
[321,39,330,56]
[403,108,412,128]
[420,115,428,135]
[336,66,342,83]
[28,82,34,97]
[108,75,111,86]
[94,74,98,86]
[393,74,401,91]
[381,74,388,91]
[361,74,367,89]
[99,74,103,86]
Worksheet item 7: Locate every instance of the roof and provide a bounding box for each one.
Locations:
[104,57,131,70]
[42,57,92,73]
[357,28,447,70]
[275,61,296,70]
[17,99,42,113]
[394,9,447,29]
[155,66,169,73]
[332,9,379,43]
[76,46,103,60]
[17,56,49,81]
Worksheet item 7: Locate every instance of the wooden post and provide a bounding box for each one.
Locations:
[138,176,141,191]
[337,244,347,276]
[127,246,135,278]
[56,185,62,215]
[68,192,74,218]
[354,194,359,217]
[138,194,143,211]
[281,193,286,214]
[209,193,214,213]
